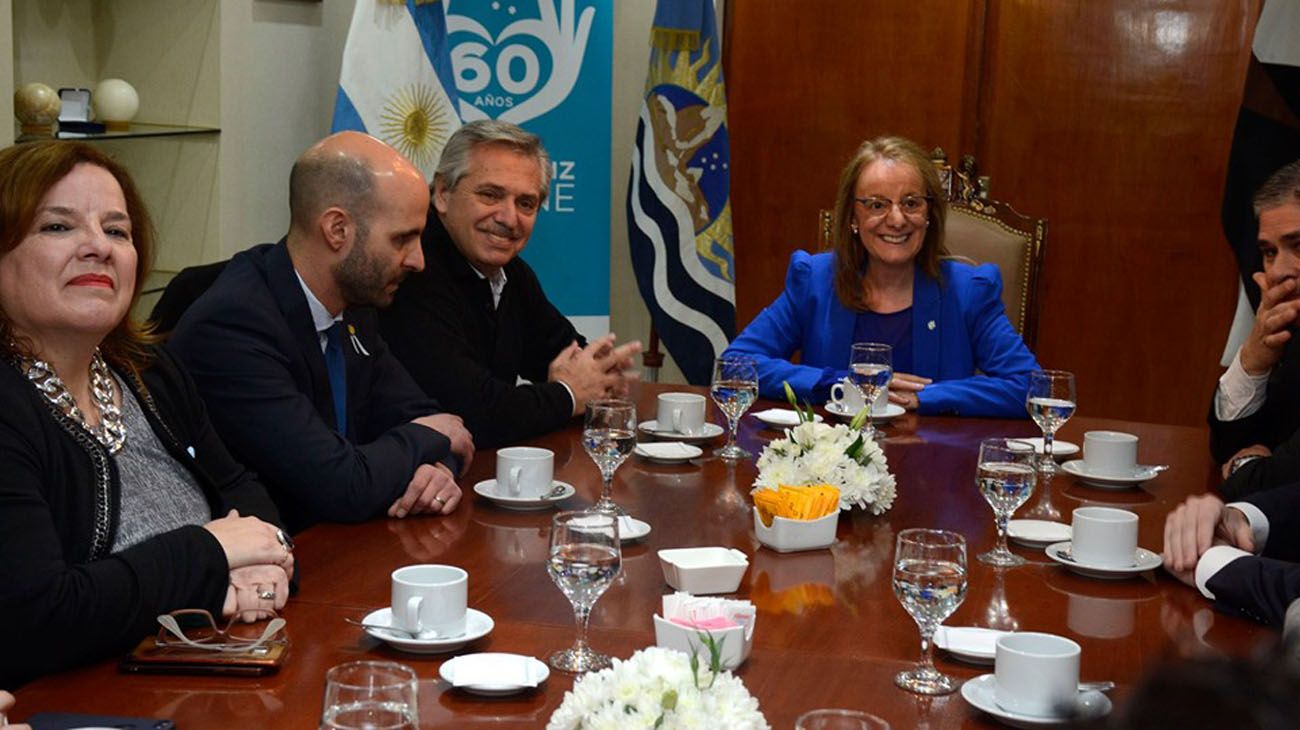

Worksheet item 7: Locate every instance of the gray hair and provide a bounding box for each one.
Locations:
[434,120,551,203]
[1254,159,1300,216]
[289,151,376,232]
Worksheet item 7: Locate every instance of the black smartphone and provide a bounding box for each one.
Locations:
[27,712,175,730]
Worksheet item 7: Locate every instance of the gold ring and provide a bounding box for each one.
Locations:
[433,495,446,505]
[258,589,276,601]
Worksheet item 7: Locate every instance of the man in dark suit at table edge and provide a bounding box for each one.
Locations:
[168,132,474,533]
[379,120,641,450]
[1209,159,1300,499]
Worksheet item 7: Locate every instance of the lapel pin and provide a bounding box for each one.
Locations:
[348,324,371,356]
[927,320,936,331]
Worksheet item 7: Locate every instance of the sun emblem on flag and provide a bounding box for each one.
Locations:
[379,84,453,171]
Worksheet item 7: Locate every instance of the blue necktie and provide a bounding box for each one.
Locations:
[324,322,347,435]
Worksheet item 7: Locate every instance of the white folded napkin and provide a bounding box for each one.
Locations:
[752,408,824,426]
[635,442,697,459]
[450,653,537,688]
[935,626,1008,658]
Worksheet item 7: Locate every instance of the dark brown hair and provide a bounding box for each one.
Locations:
[0,141,157,373]
[830,136,948,311]
[1254,159,1300,216]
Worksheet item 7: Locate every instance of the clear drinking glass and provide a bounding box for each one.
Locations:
[711,356,758,460]
[320,660,418,730]
[582,399,637,515]
[795,709,891,730]
[1026,370,1076,475]
[547,510,621,673]
[975,438,1037,567]
[893,528,967,695]
[850,343,893,440]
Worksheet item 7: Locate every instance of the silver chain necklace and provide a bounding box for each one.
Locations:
[21,349,127,454]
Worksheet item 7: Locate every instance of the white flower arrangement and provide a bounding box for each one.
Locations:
[546,646,770,730]
[751,384,897,514]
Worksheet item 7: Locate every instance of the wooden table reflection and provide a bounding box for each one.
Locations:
[15,384,1278,728]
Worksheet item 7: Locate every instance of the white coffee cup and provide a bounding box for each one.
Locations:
[1082,431,1138,477]
[994,632,1081,718]
[1070,506,1139,568]
[391,564,467,637]
[656,392,706,435]
[830,376,890,415]
[496,446,554,498]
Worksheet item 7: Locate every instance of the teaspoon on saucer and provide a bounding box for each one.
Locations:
[344,617,463,640]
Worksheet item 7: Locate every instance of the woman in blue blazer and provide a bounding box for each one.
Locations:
[724,136,1039,418]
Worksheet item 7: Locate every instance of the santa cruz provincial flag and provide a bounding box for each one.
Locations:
[332,0,462,181]
[627,0,735,385]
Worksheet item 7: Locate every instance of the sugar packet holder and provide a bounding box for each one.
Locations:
[652,592,755,670]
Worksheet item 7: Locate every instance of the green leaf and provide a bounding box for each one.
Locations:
[783,381,798,410]
[845,433,865,460]
[848,405,869,431]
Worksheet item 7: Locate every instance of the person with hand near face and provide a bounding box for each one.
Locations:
[723,135,1039,417]
[380,121,640,449]
[1211,160,1300,499]
[168,132,473,533]
[0,142,292,688]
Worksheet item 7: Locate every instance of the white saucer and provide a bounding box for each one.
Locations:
[360,607,494,654]
[618,516,651,542]
[439,652,548,696]
[824,401,906,422]
[638,420,724,442]
[934,626,1011,664]
[634,441,703,463]
[1007,519,1072,549]
[961,674,1111,728]
[473,479,575,511]
[750,408,824,427]
[1045,541,1162,580]
[1060,460,1161,489]
[1013,437,1080,459]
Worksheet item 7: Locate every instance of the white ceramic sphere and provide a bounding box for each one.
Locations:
[14,82,61,125]
[93,78,140,124]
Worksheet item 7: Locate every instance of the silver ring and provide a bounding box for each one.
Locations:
[276,528,294,551]
[258,589,276,601]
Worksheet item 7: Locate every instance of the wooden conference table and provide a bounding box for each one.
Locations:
[16,383,1279,728]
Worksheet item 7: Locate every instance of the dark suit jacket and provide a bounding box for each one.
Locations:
[167,240,451,532]
[1211,337,1300,499]
[378,210,583,449]
[1207,483,1300,626]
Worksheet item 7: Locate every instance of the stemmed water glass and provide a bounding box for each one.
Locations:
[320,660,419,729]
[711,356,758,460]
[850,343,893,440]
[975,437,1037,567]
[547,510,621,673]
[1026,370,1076,475]
[582,399,637,515]
[893,528,967,695]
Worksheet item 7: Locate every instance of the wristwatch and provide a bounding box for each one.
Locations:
[1228,454,1265,475]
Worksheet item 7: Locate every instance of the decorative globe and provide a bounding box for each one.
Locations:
[92,78,140,131]
[14,82,61,134]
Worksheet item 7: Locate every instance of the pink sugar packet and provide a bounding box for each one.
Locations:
[669,615,737,630]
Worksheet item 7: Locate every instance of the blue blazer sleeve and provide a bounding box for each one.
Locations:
[1246,483,1300,562]
[723,251,844,400]
[916,263,1040,418]
[1206,554,1300,626]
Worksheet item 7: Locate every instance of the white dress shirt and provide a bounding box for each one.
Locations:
[1194,501,1273,599]
[1214,350,1270,421]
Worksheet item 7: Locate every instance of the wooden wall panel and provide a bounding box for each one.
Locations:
[975,0,1257,425]
[725,0,982,328]
[725,0,1259,426]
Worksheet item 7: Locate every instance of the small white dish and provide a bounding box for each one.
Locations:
[1007,519,1072,549]
[934,626,1011,665]
[961,673,1112,728]
[439,652,548,696]
[750,408,824,427]
[638,420,725,442]
[1045,541,1162,580]
[618,516,652,543]
[752,507,838,552]
[824,401,906,422]
[472,479,575,511]
[360,607,493,654]
[1060,460,1161,489]
[653,614,753,670]
[658,547,749,594]
[1013,437,1080,459]
[634,441,703,463]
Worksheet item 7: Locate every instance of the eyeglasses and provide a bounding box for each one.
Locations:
[156,609,287,654]
[854,195,931,220]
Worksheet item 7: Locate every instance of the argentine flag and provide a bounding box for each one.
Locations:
[332,0,462,180]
